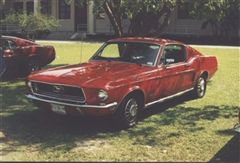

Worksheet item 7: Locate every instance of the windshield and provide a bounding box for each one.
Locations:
[91,42,160,66]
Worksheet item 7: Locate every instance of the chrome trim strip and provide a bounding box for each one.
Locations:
[26,94,118,109]
[29,80,86,103]
[32,92,85,103]
[145,88,194,107]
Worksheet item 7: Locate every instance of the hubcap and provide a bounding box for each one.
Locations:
[197,78,205,96]
[125,98,138,124]
[130,105,137,117]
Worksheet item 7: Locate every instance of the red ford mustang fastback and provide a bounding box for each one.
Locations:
[26,37,218,128]
[1,35,55,77]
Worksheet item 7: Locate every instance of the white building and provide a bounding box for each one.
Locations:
[0,0,216,38]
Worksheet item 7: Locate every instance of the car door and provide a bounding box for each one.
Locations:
[3,38,24,69]
[3,39,15,57]
[3,39,20,58]
[156,44,194,98]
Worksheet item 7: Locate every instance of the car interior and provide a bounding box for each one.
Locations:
[3,39,17,50]
[161,45,186,65]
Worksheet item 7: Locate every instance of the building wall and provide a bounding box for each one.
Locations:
[51,0,94,34]
[54,0,75,32]
[94,16,131,34]
[0,0,219,36]
[163,9,212,36]
[95,16,114,34]
[93,7,213,36]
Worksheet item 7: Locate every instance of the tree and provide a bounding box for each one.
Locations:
[1,12,59,39]
[186,0,239,37]
[123,0,176,36]
[66,0,124,37]
[95,0,177,37]
[92,0,123,37]
[67,0,176,37]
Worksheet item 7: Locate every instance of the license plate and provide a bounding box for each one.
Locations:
[51,104,66,115]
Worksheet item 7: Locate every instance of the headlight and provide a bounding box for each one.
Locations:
[98,90,108,101]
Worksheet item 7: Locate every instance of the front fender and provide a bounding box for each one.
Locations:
[109,85,146,108]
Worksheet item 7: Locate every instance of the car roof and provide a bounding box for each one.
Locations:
[2,35,19,40]
[2,35,37,45]
[108,37,183,45]
[2,35,25,43]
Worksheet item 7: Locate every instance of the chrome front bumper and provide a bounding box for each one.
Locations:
[26,94,118,109]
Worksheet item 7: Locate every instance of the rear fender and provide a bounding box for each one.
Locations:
[199,56,218,80]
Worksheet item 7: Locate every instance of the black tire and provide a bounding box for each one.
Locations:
[193,76,207,98]
[113,96,140,129]
[28,59,41,73]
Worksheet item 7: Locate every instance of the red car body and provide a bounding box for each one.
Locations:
[26,37,218,128]
[1,35,55,77]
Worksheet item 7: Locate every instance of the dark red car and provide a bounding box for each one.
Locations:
[26,37,218,128]
[1,35,55,77]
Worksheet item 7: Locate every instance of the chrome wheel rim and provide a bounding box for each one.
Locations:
[124,98,138,125]
[197,78,205,97]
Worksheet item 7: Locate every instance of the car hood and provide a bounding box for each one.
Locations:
[28,61,154,89]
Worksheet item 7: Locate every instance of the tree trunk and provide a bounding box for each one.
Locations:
[155,10,172,37]
[128,3,173,37]
[103,0,123,37]
[154,4,172,37]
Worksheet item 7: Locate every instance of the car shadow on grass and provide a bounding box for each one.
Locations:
[0,82,238,158]
[0,64,67,82]
[209,132,240,163]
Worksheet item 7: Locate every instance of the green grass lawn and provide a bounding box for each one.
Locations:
[0,42,239,161]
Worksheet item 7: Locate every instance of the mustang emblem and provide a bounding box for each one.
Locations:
[53,85,64,93]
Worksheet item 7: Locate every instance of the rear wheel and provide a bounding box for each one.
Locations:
[113,96,140,129]
[193,76,207,98]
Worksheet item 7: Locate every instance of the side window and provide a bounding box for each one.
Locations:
[161,45,186,65]
[4,40,17,50]
[101,44,120,58]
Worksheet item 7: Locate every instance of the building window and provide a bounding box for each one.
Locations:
[41,0,52,15]
[26,1,34,15]
[13,2,23,13]
[177,2,194,19]
[58,0,70,19]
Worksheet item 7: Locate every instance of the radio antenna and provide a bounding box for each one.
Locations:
[80,33,83,63]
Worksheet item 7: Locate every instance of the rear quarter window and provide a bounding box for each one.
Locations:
[162,44,186,64]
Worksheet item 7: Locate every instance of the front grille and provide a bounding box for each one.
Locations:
[31,82,85,103]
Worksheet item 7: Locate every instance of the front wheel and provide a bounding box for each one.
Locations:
[193,76,207,98]
[113,96,140,129]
